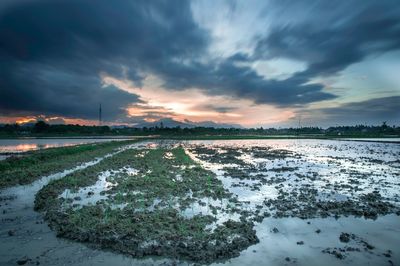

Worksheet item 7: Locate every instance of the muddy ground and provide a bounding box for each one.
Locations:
[0,139,399,265]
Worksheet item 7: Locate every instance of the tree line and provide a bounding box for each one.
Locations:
[0,121,398,137]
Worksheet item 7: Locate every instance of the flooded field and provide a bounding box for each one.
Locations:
[0,137,134,154]
[0,139,399,265]
[187,139,400,265]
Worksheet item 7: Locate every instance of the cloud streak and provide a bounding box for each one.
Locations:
[0,0,206,121]
[0,0,399,126]
[255,0,400,77]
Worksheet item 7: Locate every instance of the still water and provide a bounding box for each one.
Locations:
[0,137,134,154]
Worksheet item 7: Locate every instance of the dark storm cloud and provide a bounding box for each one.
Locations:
[0,0,208,120]
[159,56,335,106]
[255,0,400,77]
[0,0,337,118]
[160,0,400,106]
[1,0,399,122]
[0,61,141,120]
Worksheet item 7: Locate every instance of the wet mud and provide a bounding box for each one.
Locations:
[1,139,399,265]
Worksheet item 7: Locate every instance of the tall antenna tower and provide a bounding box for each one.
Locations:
[298,115,301,129]
[99,103,102,126]
[297,115,302,138]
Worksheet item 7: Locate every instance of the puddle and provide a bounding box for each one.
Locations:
[211,214,400,266]
[59,166,139,209]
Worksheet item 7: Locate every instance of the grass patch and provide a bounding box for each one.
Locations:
[35,147,258,263]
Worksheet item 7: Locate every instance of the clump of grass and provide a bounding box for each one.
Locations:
[35,147,258,263]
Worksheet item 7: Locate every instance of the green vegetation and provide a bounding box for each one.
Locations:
[35,147,258,263]
[0,140,137,188]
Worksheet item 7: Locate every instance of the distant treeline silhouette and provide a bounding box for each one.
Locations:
[0,121,398,137]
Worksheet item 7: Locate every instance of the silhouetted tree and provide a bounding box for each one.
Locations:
[33,121,49,133]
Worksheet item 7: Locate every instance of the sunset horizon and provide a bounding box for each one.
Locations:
[1,0,399,128]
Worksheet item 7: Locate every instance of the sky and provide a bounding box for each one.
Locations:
[0,0,399,128]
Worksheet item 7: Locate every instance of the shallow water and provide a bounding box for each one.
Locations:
[211,214,399,266]
[187,139,400,265]
[59,166,140,209]
[0,137,134,154]
[191,140,399,207]
[0,139,399,265]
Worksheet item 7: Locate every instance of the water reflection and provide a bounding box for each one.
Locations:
[1,143,66,153]
[0,138,133,154]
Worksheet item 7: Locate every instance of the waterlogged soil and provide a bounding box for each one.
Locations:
[0,141,154,265]
[1,139,399,265]
[0,140,139,188]
[35,146,258,263]
[186,139,400,264]
[186,144,400,220]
